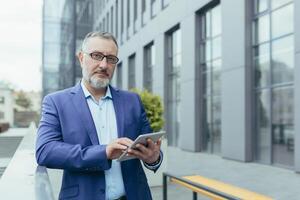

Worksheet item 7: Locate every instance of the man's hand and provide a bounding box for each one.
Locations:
[127,138,162,164]
[106,138,133,160]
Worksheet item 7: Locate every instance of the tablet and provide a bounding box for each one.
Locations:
[116,131,165,162]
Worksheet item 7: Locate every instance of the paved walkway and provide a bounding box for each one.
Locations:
[150,146,300,200]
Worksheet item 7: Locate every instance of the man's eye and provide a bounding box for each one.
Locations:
[91,53,103,60]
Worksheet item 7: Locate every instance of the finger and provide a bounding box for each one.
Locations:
[127,148,146,160]
[112,143,128,150]
[156,138,162,147]
[135,143,150,154]
[117,138,133,147]
[146,138,156,149]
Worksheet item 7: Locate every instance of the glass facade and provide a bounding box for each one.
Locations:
[253,0,294,167]
[43,0,92,97]
[199,4,222,154]
[43,0,66,97]
[144,42,155,92]
[166,28,181,147]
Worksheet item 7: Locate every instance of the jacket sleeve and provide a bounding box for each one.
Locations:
[35,95,111,172]
[137,94,163,172]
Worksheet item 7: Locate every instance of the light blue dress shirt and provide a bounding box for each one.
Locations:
[81,82,125,200]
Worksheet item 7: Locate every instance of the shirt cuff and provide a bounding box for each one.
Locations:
[143,151,163,171]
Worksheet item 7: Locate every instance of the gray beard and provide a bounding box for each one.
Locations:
[89,75,110,89]
[82,70,110,89]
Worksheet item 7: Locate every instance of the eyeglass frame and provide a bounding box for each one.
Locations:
[82,51,119,64]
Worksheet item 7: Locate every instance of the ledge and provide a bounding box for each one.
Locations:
[0,124,54,200]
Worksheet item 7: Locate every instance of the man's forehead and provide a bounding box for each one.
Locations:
[84,37,118,52]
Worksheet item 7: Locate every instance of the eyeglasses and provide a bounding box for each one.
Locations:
[83,51,119,64]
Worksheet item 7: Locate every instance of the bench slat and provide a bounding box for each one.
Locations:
[170,175,273,200]
[171,178,227,200]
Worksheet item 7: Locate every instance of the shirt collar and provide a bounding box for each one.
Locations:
[80,80,112,100]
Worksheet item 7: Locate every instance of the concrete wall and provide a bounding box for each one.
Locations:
[221,0,252,161]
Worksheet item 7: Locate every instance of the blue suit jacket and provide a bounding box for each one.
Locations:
[36,83,160,200]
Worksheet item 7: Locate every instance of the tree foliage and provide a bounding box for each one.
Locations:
[132,89,164,132]
[15,91,32,110]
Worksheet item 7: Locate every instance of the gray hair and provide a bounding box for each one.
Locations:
[81,31,118,51]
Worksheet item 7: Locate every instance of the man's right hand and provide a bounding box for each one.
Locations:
[106,138,133,160]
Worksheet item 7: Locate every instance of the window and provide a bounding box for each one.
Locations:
[117,62,123,88]
[121,0,124,43]
[198,4,222,154]
[165,26,181,147]
[116,0,119,39]
[141,0,146,26]
[0,96,4,104]
[253,0,294,167]
[162,0,172,9]
[127,0,131,39]
[128,54,136,89]
[106,12,109,32]
[144,42,155,92]
[111,6,114,34]
[134,0,138,32]
[0,111,4,119]
[127,0,130,28]
[102,18,106,31]
[151,0,158,18]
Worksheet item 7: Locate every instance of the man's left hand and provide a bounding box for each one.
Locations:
[127,138,161,164]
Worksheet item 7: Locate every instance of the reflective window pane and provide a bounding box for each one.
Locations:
[255,0,268,13]
[205,12,211,38]
[211,5,221,36]
[271,4,293,39]
[212,97,221,154]
[272,87,294,166]
[43,43,61,65]
[271,0,292,9]
[212,59,221,95]
[272,36,294,84]
[254,43,270,87]
[212,37,221,59]
[202,70,211,96]
[205,40,211,61]
[203,96,212,150]
[255,90,271,163]
[254,15,270,44]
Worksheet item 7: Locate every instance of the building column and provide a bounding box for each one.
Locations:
[178,13,199,151]
[221,0,252,161]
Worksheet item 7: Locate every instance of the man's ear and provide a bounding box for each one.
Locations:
[77,51,83,66]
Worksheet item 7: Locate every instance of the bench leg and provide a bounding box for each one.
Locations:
[163,174,168,200]
[193,192,197,200]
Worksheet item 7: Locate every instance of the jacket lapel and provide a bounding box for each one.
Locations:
[110,86,124,138]
[70,83,99,145]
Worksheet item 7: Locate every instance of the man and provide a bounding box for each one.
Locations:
[36,31,163,200]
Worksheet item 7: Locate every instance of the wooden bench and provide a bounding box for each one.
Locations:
[163,173,273,200]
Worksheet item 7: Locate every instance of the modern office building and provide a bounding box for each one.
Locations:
[42,0,93,97]
[42,0,300,172]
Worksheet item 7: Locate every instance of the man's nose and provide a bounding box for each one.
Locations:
[98,57,108,69]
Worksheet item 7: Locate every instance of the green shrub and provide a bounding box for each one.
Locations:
[132,89,164,132]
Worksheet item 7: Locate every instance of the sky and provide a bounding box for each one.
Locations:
[0,0,42,92]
